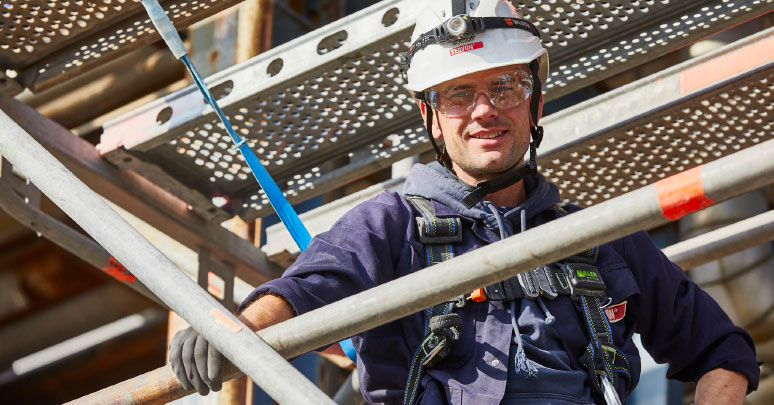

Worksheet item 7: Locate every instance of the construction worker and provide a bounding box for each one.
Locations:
[168,0,759,403]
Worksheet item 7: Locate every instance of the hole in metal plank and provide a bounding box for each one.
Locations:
[317,30,348,55]
[382,8,400,27]
[205,80,234,104]
[156,106,173,125]
[267,58,284,77]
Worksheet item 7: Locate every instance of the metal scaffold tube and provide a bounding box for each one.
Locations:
[72,139,774,403]
[664,210,774,270]
[0,113,334,404]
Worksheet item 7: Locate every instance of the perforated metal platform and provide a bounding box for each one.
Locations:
[99,0,773,222]
[540,34,774,207]
[0,0,242,93]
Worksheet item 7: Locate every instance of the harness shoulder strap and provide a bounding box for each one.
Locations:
[552,203,631,403]
[403,195,463,405]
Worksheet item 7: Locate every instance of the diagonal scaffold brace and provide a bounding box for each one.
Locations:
[0,112,334,403]
[68,138,774,403]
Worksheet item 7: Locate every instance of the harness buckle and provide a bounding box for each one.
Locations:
[559,262,606,300]
[534,266,559,300]
[419,314,462,367]
[419,332,446,366]
[517,271,540,299]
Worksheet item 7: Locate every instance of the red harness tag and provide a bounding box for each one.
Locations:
[604,301,627,323]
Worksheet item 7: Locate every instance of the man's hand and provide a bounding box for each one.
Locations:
[167,294,296,395]
[168,327,226,395]
[695,368,749,405]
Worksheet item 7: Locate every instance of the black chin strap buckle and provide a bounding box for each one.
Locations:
[530,125,544,148]
[529,125,544,171]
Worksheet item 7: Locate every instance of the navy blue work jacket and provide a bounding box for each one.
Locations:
[242,191,759,404]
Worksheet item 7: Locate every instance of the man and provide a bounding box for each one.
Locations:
[169,1,759,403]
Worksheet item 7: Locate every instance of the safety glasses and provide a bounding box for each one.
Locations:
[426,70,533,117]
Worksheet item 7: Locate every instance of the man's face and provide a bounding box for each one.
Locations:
[422,65,532,185]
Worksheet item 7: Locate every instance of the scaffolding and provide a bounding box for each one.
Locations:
[0,0,772,403]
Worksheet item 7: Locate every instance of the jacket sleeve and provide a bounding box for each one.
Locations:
[239,191,415,317]
[619,231,760,391]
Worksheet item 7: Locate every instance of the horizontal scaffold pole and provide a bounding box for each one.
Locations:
[0,110,334,403]
[663,209,774,270]
[71,139,774,404]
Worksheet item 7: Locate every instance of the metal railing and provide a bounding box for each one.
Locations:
[0,107,333,403]
[66,139,774,403]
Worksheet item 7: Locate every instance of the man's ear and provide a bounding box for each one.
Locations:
[418,103,443,140]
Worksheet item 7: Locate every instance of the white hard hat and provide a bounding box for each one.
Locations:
[404,0,549,93]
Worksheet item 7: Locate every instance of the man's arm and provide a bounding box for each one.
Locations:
[695,368,749,405]
[240,293,356,369]
[238,293,296,331]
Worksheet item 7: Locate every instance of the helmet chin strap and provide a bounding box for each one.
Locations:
[460,162,535,209]
[423,101,453,170]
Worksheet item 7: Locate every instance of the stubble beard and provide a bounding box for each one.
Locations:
[453,141,530,181]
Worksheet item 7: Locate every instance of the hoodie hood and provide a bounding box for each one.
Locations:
[402,161,560,235]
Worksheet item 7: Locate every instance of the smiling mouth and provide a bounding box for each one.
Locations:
[472,130,505,140]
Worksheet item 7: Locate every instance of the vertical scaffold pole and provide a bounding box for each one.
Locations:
[0,110,334,404]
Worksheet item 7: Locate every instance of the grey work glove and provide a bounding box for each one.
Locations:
[169,327,226,395]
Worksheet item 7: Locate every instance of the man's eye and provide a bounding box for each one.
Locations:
[445,89,473,101]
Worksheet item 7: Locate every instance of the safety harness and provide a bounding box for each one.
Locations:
[402,196,631,405]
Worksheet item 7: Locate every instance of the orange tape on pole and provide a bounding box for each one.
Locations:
[654,166,715,221]
[101,256,137,283]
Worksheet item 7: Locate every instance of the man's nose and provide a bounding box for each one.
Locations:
[470,92,498,120]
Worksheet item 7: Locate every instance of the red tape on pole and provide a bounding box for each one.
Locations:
[102,256,137,283]
[655,166,715,221]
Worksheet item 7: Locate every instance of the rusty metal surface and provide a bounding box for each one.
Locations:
[0,0,243,92]
[99,0,772,222]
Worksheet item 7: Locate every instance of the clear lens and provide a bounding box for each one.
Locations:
[427,71,533,116]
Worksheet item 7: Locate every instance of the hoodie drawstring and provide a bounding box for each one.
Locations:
[510,300,538,377]
[537,297,556,325]
[489,204,557,376]
[487,203,510,240]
